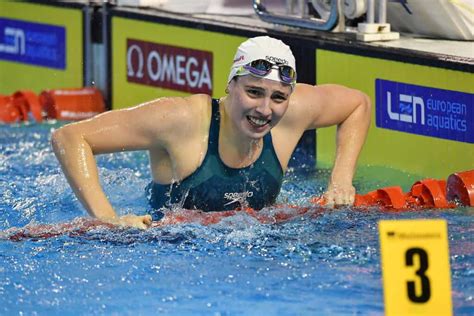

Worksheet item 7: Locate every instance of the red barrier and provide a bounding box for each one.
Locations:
[447,170,474,206]
[0,95,21,123]
[311,186,407,210]
[408,179,452,208]
[2,87,106,123]
[355,186,407,210]
[310,171,474,211]
[40,87,105,120]
[12,90,43,122]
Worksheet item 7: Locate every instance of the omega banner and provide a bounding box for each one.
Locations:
[126,39,213,95]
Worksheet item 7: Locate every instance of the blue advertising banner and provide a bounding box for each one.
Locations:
[376,79,473,143]
[0,17,65,69]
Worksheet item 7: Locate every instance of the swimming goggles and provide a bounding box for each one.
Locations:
[239,59,297,85]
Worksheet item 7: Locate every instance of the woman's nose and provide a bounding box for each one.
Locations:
[255,98,272,117]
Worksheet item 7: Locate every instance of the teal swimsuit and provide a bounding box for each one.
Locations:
[147,98,284,213]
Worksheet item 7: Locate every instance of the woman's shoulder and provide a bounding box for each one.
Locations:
[142,94,210,110]
[144,94,212,139]
[135,94,211,122]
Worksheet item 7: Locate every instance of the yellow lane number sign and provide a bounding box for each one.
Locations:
[379,219,452,316]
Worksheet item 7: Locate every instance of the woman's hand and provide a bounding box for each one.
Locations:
[323,183,356,207]
[104,214,153,230]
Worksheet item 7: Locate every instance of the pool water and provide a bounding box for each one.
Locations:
[1,123,473,315]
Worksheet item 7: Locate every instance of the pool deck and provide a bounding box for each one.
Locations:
[112,4,474,71]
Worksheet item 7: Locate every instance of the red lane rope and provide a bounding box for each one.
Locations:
[310,169,474,210]
[2,169,473,241]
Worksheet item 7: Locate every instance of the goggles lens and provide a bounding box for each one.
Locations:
[241,59,296,85]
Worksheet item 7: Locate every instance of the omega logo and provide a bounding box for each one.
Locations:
[126,39,213,94]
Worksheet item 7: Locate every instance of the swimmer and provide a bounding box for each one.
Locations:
[51,36,371,229]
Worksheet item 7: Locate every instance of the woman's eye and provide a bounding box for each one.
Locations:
[247,89,262,96]
[272,94,287,102]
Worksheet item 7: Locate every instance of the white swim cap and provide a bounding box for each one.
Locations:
[227,36,296,87]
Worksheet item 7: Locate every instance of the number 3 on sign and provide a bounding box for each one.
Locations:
[406,247,431,303]
[379,220,452,316]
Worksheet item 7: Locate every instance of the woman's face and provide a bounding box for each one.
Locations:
[225,75,292,140]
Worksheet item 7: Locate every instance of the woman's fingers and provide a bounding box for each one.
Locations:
[141,215,153,227]
[112,214,153,230]
[324,184,356,207]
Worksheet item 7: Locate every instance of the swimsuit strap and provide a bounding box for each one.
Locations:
[262,125,273,150]
[208,98,221,153]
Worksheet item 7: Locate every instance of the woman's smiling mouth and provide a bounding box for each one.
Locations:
[247,115,270,128]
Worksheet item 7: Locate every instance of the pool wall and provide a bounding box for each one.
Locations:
[316,50,474,179]
[0,1,88,93]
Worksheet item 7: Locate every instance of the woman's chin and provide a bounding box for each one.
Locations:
[242,123,271,140]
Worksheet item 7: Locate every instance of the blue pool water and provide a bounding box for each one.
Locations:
[0,123,473,315]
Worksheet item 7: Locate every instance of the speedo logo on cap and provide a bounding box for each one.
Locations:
[233,55,245,63]
[265,56,288,65]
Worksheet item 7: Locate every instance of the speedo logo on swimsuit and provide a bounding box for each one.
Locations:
[223,191,254,206]
[265,55,288,65]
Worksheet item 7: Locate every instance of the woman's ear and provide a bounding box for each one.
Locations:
[226,77,237,94]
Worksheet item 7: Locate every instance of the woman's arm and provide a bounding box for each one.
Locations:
[284,83,371,206]
[51,95,204,227]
